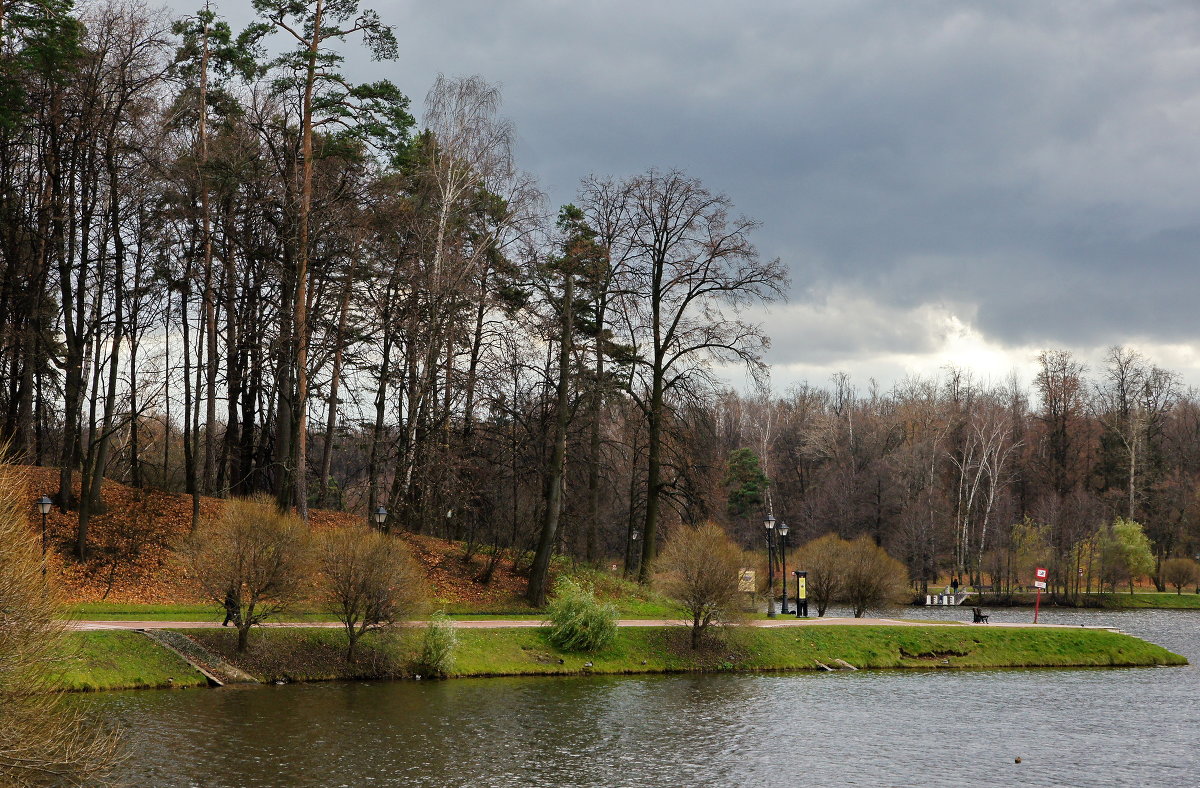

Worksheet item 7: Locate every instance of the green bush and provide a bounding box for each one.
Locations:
[545,577,618,653]
[416,612,458,677]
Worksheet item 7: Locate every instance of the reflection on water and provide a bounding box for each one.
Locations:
[81,607,1199,788]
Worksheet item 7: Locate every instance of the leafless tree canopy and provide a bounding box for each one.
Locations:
[185,497,311,651]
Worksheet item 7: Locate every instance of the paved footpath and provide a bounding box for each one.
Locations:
[70,617,1118,631]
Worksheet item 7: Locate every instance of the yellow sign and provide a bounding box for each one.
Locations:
[798,576,807,600]
[738,569,756,592]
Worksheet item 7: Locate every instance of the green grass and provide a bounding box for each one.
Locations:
[447,625,1187,676]
[50,631,208,691]
[64,602,339,622]
[1097,592,1200,609]
[46,623,1187,692]
[153,623,1187,687]
[559,567,681,618]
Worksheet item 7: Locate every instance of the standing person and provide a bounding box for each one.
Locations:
[951,577,960,596]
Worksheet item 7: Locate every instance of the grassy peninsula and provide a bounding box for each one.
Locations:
[54,624,1187,691]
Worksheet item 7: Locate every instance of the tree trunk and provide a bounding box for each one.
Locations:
[527,273,573,607]
[638,376,663,584]
[316,259,355,508]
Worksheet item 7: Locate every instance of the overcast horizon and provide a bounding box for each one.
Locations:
[166,0,1200,393]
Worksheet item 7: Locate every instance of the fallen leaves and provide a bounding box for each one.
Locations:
[12,465,530,608]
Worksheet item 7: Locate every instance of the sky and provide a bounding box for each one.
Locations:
[168,0,1200,392]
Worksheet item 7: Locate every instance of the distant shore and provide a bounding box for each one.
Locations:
[952,591,1200,610]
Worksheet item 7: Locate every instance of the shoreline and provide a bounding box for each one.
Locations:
[55,623,1188,693]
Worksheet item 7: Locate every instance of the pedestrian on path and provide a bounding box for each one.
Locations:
[222,586,238,627]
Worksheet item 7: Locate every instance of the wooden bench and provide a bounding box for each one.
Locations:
[971,607,990,624]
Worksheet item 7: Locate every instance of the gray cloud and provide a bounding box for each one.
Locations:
[171,0,1200,380]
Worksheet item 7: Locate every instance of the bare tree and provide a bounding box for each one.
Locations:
[319,527,426,662]
[612,169,787,581]
[655,522,744,648]
[185,497,311,651]
[1162,557,1199,595]
[794,533,847,616]
[839,535,909,617]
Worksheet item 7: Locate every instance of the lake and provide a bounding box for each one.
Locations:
[78,605,1200,787]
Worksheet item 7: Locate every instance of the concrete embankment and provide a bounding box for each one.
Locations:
[55,620,1187,692]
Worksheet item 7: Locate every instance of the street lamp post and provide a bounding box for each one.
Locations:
[36,496,52,577]
[764,514,776,618]
[374,506,388,532]
[777,521,790,614]
[629,529,640,576]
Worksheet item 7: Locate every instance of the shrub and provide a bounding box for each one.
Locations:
[1162,558,1200,595]
[545,577,618,653]
[794,533,849,616]
[416,612,458,677]
[838,536,910,617]
[319,527,427,663]
[0,464,121,785]
[655,522,744,648]
[184,496,311,652]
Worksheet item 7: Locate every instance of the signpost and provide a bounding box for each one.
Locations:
[794,570,808,617]
[1033,567,1048,623]
[738,569,756,593]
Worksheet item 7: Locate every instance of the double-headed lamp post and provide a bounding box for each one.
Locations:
[778,521,790,615]
[764,514,776,618]
[374,506,388,532]
[36,496,52,576]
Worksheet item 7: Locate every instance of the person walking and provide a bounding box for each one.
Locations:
[951,577,960,596]
[222,586,238,627]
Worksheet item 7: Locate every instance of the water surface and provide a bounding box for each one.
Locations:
[82,606,1199,787]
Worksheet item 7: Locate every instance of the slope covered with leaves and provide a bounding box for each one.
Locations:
[12,466,529,607]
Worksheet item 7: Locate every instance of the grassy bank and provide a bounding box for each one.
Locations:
[1098,592,1200,609]
[448,625,1187,676]
[979,592,1200,610]
[56,624,1187,691]
[52,631,208,691]
[116,624,1197,687]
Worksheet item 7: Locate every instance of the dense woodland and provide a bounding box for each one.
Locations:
[2,0,1198,604]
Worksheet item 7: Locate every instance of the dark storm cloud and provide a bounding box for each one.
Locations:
[171,0,1200,370]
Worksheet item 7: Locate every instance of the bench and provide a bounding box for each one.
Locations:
[971,607,990,624]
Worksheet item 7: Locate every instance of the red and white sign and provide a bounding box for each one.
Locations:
[1034,566,1047,589]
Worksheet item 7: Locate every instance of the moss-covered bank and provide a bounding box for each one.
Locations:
[54,625,1186,691]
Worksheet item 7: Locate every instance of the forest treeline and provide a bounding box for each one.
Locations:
[2,1,1197,604]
